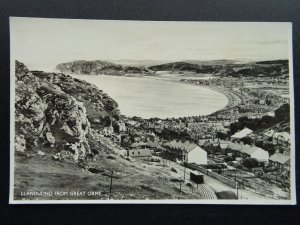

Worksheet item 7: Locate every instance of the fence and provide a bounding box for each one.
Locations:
[185,163,237,188]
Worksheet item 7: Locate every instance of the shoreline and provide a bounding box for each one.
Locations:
[142,74,235,117]
[70,73,238,120]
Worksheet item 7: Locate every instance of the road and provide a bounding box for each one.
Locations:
[94,133,272,200]
[165,159,272,200]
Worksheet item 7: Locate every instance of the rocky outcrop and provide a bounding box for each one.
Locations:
[56,60,116,74]
[56,60,155,76]
[31,70,120,126]
[15,61,120,162]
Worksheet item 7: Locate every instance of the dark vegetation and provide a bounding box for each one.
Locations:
[229,103,290,134]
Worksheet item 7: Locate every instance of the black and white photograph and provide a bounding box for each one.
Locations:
[10,17,295,204]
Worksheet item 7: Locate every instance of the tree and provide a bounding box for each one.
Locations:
[275,103,290,121]
[243,158,259,169]
[224,156,234,162]
[229,122,243,135]
[216,132,228,140]
[240,136,253,145]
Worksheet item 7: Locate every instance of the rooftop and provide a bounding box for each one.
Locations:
[269,153,290,165]
[231,127,253,139]
[274,132,290,141]
[164,140,200,152]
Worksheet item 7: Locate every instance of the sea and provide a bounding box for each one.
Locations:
[71,74,228,119]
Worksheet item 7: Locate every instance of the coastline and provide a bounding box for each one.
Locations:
[196,85,241,113]
[69,72,238,119]
[163,76,240,117]
[146,73,236,113]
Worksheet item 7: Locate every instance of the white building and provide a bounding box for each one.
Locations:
[273,132,291,147]
[231,127,253,141]
[241,145,269,162]
[227,142,269,162]
[269,153,290,172]
[164,140,207,165]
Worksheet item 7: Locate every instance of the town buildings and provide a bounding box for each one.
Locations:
[163,140,207,165]
[127,148,152,160]
[269,152,290,173]
[230,127,253,141]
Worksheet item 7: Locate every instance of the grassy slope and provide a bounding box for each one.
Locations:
[14,148,216,200]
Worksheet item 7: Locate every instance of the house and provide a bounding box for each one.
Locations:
[198,139,210,147]
[227,142,269,162]
[227,142,244,156]
[269,153,290,172]
[240,145,269,162]
[273,132,291,147]
[163,140,207,165]
[127,148,152,160]
[130,141,148,149]
[263,129,275,139]
[230,127,253,141]
[130,140,162,151]
[267,111,275,117]
[218,140,231,153]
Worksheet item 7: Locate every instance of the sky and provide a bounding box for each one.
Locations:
[10,17,292,71]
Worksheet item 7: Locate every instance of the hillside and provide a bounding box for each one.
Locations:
[14,148,218,200]
[56,59,289,78]
[218,60,289,77]
[30,70,120,126]
[14,61,218,201]
[105,59,172,66]
[149,60,289,77]
[56,60,115,74]
[56,60,154,75]
[15,61,120,160]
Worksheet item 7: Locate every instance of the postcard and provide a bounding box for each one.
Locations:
[10,17,296,204]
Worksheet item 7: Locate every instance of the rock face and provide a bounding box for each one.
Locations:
[56,60,116,74]
[31,69,120,126]
[15,61,120,162]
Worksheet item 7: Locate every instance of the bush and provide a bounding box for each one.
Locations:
[224,156,234,162]
[240,136,253,145]
[243,158,259,169]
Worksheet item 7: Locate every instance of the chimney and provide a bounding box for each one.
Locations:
[275,145,280,153]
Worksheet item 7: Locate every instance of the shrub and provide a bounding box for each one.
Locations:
[243,158,259,169]
[224,156,234,162]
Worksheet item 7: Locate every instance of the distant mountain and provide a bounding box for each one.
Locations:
[255,60,289,65]
[56,59,289,78]
[149,61,223,74]
[105,59,172,66]
[182,59,243,65]
[218,60,289,77]
[149,60,289,77]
